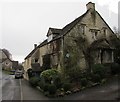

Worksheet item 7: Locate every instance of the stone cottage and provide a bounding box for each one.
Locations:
[59,2,115,71]
[23,2,116,79]
[0,49,13,70]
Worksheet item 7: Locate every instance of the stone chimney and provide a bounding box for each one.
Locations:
[34,44,37,48]
[86,2,95,10]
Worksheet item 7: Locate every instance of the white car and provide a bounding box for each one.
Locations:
[15,70,23,79]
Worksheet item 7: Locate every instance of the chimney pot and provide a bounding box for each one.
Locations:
[86,2,95,10]
[34,44,37,48]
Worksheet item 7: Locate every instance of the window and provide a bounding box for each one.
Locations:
[35,59,38,63]
[90,28,99,40]
[102,27,107,37]
[91,31,98,40]
[79,24,86,35]
[103,28,107,37]
[48,34,53,42]
[80,26,85,34]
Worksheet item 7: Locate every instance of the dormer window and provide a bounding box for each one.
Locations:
[102,27,107,37]
[90,29,99,40]
[81,26,85,34]
[48,34,53,42]
[80,24,86,35]
[92,31,98,40]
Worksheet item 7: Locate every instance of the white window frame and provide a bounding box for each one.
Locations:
[48,34,53,42]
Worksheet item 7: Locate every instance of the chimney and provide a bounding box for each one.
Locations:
[34,44,37,48]
[86,2,95,10]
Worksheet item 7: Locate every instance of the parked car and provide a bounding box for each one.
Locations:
[15,70,23,79]
[10,70,15,75]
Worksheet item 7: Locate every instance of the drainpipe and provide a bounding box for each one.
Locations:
[112,51,114,63]
[61,35,65,76]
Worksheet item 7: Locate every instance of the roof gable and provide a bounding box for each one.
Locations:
[61,10,89,36]
[47,28,61,37]
[25,39,48,60]
[96,11,114,34]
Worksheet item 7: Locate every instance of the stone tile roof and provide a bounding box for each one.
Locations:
[47,28,62,37]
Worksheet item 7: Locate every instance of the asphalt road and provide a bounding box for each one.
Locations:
[2,71,22,100]
[1,70,120,101]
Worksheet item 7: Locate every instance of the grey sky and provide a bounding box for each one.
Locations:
[0,0,119,62]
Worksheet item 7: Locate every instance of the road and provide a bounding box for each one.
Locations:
[2,71,21,100]
[1,70,120,101]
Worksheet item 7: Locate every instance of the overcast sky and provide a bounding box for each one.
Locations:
[0,0,119,63]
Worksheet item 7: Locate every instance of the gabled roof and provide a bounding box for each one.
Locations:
[61,10,89,36]
[0,49,12,62]
[24,47,38,60]
[47,28,62,37]
[38,39,48,47]
[0,58,12,63]
[25,5,115,60]
[24,39,48,60]
[96,11,115,34]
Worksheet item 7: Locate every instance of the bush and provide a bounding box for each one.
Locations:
[40,69,62,88]
[43,84,49,92]
[91,74,101,83]
[92,64,106,78]
[48,84,57,95]
[80,78,88,87]
[38,77,45,89]
[111,63,120,75]
[29,77,40,87]
[53,76,62,89]
[62,83,71,92]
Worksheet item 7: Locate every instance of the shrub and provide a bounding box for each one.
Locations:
[43,84,49,92]
[92,64,106,78]
[29,77,40,87]
[111,63,120,75]
[53,76,62,89]
[40,69,62,86]
[48,84,57,95]
[80,78,88,87]
[91,74,101,83]
[38,76,45,88]
[62,83,71,92]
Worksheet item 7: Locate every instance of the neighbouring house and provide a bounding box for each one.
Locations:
[0,49,13,70]
[24,2,118,79]
[12,61,19,70]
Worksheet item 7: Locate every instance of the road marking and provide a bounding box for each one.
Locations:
[20,79,23,101]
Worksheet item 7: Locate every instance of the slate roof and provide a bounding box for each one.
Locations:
[24,8,115,60]
[61,10,89,36]
[47,28,62,37]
